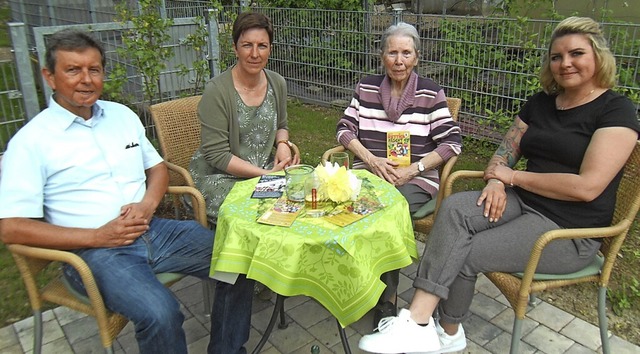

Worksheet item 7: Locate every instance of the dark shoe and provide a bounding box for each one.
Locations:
[373,301,397,329]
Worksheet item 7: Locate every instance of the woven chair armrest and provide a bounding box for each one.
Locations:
[7,243,108,315]
[519,220,632,284]
[167,185,208,228]
[321,145,346,164]
[443,170,484,198]
[289,142,301,160]
[165,161,195,188]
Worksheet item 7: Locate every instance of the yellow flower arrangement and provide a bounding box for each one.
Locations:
[314,162,361,203]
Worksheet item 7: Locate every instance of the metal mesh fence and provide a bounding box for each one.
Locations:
[4,1,640,145]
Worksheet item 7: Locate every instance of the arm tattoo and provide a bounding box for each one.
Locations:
[494,121,525,167]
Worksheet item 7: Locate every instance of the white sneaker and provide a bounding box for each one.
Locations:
[418,320,467,353]
[358,309,441,353]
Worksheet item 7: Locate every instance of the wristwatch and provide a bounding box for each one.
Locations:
[417,161,425,172]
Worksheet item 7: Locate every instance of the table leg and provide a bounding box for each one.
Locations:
[337,318,352,354]
[252,294,287,354]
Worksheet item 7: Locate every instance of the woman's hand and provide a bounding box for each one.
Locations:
[477,180,508,222]
[483,163,513,184]
[274,143,297,167]
[367,156,400,183]
[269,156,292,173]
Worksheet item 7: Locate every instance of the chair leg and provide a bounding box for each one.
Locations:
[510,318,523,354]
[33,310,43,354]
[598,287,611,354]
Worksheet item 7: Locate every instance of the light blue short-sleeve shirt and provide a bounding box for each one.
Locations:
[0,98,163,228]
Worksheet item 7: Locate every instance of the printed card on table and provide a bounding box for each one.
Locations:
[251,175,286,199]
[257,197,304,227]
[323,195,384,227]
[387,131,411,167]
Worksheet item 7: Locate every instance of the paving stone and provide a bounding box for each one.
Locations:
[469,292,508,322]
[0,325,19,351]
[283,295,311,311]
[490,308,539,337]
[608,335,640,354]
[4,260,640,354]
[483,331,536,354]
[183,316,209,345]
[115,329,139,354]
[398,286,416,305]
[187,335,210,354]
[70,333,108,353]
[523,325,575,354]
[0,343,23,354]
[339,333,368,354]
[564,342,598,353]
[475,274,502,298]
[267,321,315,353]
[296,341,330,354]
[306,316,355,349]
[285,298,331,329]
[174,281,208,309]
[347,308,376,335]
[39,335,74,353]
[247,326,273,353]
[251,305,292,338]
[52,305,88,326]
[463,314,502,346]
[526,301,575,332]
[463,338,493,353]
[398,271,414,294]
[16,316,64,352]
[560,316,604,350]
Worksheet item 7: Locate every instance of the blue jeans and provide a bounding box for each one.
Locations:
[208,274,255,354]
[63,217,214,354]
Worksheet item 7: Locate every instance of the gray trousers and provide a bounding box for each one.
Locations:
[379,183,432,303]
[414,189,601,324]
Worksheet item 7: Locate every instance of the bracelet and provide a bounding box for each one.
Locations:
[488,179,504,185]
[510,170,519,187]
[276,140,292,148]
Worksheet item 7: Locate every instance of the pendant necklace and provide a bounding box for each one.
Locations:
[557,89,595,110]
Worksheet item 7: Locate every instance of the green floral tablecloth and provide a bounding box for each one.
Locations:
[210,169,418,327]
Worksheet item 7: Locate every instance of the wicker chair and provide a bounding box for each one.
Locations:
[5,185,208,354]
[321,97,462,239]
[440,140,640,354]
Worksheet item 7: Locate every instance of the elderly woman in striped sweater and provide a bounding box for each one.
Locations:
[335,22,462,327]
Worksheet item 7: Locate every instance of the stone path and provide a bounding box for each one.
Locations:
[1,241,639,354]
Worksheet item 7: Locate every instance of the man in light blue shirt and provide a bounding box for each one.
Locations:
[0,29,254,354]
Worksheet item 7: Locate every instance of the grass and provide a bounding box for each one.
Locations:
[1,100,639,346]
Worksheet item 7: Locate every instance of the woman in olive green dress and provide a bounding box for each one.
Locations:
[190,12,299,222]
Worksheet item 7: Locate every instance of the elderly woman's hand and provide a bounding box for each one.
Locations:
[393,165,415,186]
[367,156,401,184]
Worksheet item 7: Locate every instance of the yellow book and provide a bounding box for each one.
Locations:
[387,131,411,167]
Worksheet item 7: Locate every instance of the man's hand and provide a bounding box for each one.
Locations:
[94,212,150,247]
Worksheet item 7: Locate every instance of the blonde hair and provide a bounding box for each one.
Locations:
[540,16,616,94]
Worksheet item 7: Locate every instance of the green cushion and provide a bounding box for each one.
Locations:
[514,255,604,281]
[412,198,437,219]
